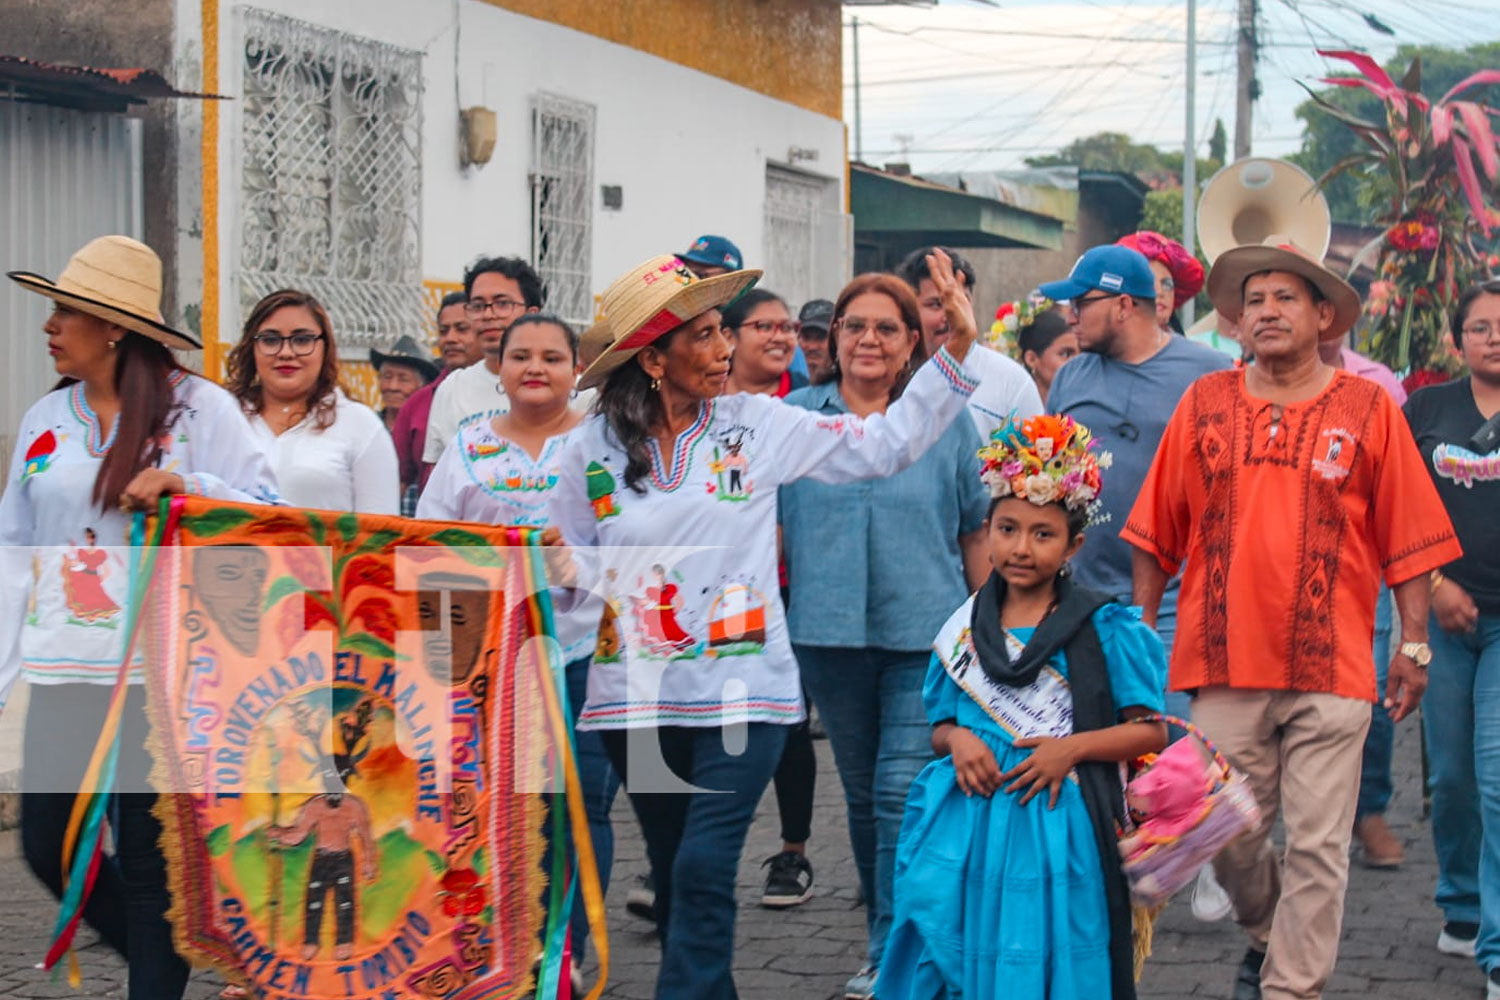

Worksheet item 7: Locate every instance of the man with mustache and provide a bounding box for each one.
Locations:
[1124,237,1460,1000]
[392,293,480,509]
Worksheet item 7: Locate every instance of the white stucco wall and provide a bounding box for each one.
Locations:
[210,0,846,331]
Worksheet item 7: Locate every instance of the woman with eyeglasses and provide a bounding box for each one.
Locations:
[778,273,991,1000]
[1405,280,1500,995]
[229,289,399,514]
[723,289,807,398]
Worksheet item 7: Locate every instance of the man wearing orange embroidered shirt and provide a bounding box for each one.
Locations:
[1123,238,1462,1000]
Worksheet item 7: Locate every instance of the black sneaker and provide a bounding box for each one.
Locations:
[1232,947,1266,1000]
[1487,966,1499,1000]
[625,873,656,922]
[760,851,815,908]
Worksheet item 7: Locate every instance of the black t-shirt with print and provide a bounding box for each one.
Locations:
[1404,378,1500,615]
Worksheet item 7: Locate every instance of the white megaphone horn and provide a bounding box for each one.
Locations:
[1197,157,1331,264]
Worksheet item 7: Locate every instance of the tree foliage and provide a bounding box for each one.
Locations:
[1291,43,1500,224]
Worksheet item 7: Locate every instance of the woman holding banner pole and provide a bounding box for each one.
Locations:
[0,237,280,999]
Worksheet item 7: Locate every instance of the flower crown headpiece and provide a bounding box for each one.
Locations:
[978,414,1112,525]
[985,292,1055,352]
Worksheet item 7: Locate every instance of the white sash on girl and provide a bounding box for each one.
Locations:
[933,596,1073,741]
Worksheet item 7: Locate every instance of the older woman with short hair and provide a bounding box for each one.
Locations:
[779,273,990,999]
[548,253,983,1000]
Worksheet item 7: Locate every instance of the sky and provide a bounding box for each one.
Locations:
[842,0,1497,176]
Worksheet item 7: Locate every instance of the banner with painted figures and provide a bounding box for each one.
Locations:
[138,498,588,1000]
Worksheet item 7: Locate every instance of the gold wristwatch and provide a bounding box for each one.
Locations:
[1399,641,1432,668]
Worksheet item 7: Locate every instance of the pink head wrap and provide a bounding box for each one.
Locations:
[1117,230,1205,309]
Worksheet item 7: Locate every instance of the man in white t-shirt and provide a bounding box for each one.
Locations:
[423,255,543,465]
[896,246,1043,435]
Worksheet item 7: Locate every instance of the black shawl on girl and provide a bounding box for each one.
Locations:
[970,570,1135,1000]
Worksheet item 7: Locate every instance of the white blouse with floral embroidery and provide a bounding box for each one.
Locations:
[548,347,980,730]
[417,413,597,663]
[0,372,281,709]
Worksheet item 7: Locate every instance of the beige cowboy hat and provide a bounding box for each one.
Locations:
[577,255,760,390]
[1206,235,1360,342]
[7,235,200,350]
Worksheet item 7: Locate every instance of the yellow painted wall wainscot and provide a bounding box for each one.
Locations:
[486,0,842,119]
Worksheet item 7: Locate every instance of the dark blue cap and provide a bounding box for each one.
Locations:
[1037,244,1157,303]
[680,234,743,271]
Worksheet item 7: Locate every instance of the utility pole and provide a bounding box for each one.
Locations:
[852,17,863,163]
[1182,0,1197,326]
[1234,0,1256,159]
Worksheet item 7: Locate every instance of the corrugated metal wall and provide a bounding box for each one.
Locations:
[1,98,143,472]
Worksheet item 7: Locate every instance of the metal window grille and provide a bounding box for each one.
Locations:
[238,9,423,352]
[529,94,595,329]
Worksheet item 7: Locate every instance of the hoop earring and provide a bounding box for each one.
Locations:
[107,340,117,350]
[650,377,661,392]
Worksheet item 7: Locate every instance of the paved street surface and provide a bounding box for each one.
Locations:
[0,714,1480,999]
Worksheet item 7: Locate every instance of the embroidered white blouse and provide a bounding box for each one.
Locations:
[416,414,598,663]
[548,347,980,730]
[0,372,282,708]
[247,391,399,515]
[422,361,507,465]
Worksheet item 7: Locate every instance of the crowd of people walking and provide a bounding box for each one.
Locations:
[1,221,1497,1000]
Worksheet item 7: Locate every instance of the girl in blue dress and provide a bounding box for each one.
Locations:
[881,415,1168,1000]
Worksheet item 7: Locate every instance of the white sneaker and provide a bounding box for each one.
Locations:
[1438,922,1479,958]
[1190,864,1233,922]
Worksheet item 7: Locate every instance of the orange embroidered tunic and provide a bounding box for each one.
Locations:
[1122,369,1462,701]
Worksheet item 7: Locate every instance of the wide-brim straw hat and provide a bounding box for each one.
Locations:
[1206,235,1360,342]
[578,319,614,361]
[577,255,760,390]
[7,235,200,350]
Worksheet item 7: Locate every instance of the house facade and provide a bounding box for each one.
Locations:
[2,0,849,448]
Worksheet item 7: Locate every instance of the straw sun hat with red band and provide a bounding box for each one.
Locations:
[1116,230,1205,310]
[7,235,200,350]
[577,255,760,390]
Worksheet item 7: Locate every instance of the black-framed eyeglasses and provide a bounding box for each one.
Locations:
[464,297,527,317]
[253,331,324,356]
[1069,293,1121,316]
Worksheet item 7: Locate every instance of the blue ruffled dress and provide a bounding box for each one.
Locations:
[880,603,1166,1000]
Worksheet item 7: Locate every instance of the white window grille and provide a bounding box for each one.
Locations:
[762,166,847,309]
[529,94,595,329]
[238,9,423,352]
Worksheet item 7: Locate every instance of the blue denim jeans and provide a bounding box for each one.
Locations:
[1424,612,1500,975]
[1357,586,1395,817]
[565,656,621,959]
[794,645,933,968]
[1154,585,1194,725]
[601,722,787,1000]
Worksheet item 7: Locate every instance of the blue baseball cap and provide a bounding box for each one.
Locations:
[680,234,743,272]
[1037,244,1157,303]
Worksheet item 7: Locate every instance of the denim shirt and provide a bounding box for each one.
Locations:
[779,380,989,651]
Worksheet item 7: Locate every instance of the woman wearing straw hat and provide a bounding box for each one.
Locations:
[547,251,982,999]
[227,289,399,515]
[1,236,281,999]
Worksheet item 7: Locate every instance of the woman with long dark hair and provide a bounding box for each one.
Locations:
[0,236,280,1000]
[1017,305,1080,406]
[228,289,398,514]
[779,274,990,998]
[548,253,982,999]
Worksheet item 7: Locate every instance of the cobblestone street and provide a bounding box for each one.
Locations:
[0,714,1481,999]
